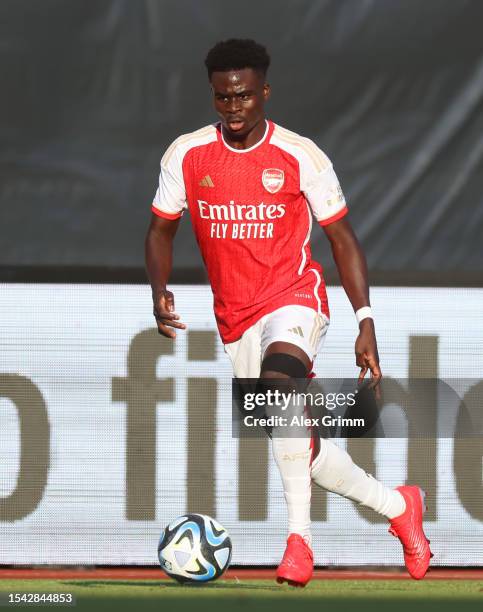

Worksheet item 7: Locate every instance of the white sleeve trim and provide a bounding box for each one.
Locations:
[152,146,187,217]
[304,165,347,223]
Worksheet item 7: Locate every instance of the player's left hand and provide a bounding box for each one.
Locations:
[355,318,382,387]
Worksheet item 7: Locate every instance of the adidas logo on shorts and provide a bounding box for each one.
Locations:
[288,326,304,337]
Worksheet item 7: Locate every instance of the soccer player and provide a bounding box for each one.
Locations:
[145,39,432,586]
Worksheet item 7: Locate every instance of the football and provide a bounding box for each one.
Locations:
[158,514,232,583]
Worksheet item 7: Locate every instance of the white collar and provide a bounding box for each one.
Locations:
[220,120,269,153]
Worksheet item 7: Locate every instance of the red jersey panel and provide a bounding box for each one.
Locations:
[152,121,348,343]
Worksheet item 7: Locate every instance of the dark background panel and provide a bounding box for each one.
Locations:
[1,0,483,283]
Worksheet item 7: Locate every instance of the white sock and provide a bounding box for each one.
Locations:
[310,439,405,519]
[271,436,313,547]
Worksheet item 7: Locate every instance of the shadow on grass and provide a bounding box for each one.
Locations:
[69,596,483,612]
[62,580,280,592]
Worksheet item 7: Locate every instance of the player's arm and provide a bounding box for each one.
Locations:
[145,214,186,339]
[323,217,381,384]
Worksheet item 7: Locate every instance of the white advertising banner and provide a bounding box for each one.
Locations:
[0,284,482,565]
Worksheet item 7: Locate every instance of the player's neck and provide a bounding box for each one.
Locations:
[221,118,268,150]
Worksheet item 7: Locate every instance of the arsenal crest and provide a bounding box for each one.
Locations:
[262,168,284,194]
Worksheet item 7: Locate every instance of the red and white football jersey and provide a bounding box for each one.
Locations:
[152,120,348,344]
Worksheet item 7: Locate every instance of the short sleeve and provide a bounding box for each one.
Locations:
[151,144,187,220]
[301,155,348,227]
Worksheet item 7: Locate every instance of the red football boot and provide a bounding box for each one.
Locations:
[389,485,433,580]
[276,534,313,587]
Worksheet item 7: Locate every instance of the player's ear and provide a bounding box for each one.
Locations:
[263,82,271,101]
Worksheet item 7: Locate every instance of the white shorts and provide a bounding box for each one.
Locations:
[224,305,329,378]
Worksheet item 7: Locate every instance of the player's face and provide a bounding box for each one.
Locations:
[210,68,270,143]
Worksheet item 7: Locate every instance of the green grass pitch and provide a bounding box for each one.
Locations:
[0,579,481,611]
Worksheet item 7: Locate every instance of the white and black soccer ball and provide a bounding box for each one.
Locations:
[158,514,232,583]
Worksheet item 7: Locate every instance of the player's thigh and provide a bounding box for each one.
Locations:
[261,305,329,365]
[224,320,264,378]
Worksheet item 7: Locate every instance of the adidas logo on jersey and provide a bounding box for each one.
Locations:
[199,175,215,187]
[288,326,304,337]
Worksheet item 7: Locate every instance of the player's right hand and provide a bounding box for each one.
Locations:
[153,289,186,339]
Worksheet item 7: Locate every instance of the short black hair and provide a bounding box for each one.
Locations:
[204,39,270,78]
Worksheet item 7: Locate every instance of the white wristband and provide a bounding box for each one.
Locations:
[355,306,373,325]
